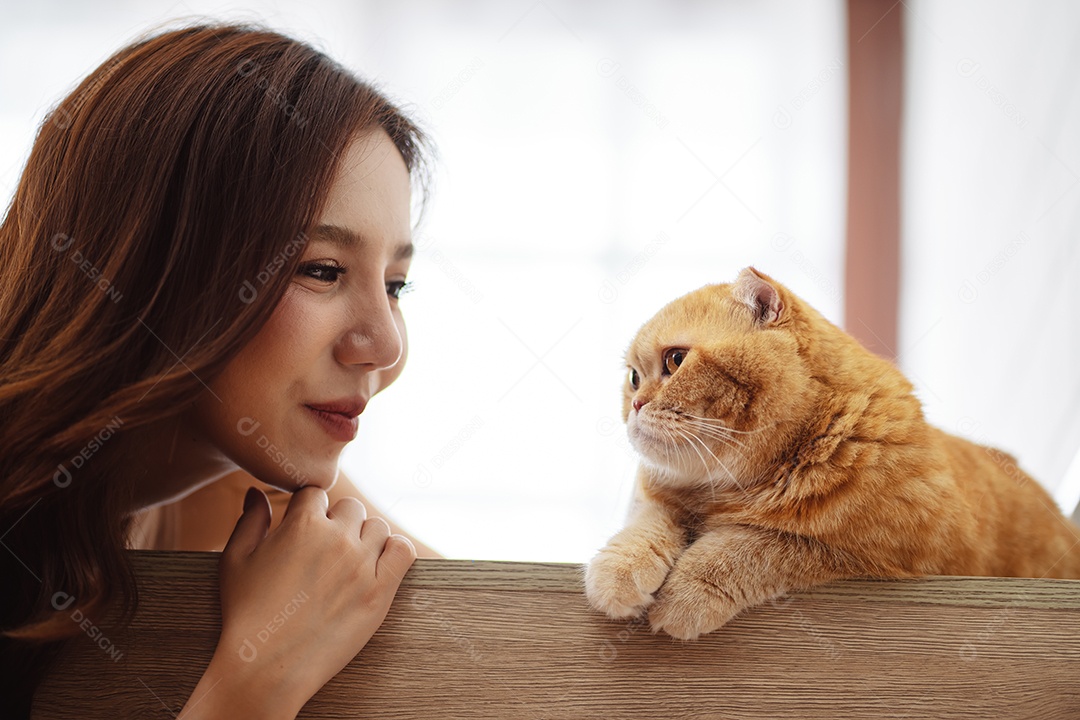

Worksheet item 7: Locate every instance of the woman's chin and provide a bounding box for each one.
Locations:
[256,462,338,494]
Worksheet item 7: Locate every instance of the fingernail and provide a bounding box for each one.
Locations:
[243,487,258,512]
[396,535,417,555]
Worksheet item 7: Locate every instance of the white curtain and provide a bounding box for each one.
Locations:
[336,0,848,560]
[1,0,847,560]
[901,0,1080,519]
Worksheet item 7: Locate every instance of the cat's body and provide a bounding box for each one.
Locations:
[584,267,1080,639]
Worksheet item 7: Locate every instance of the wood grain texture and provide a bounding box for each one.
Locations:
[33,551,1080,719]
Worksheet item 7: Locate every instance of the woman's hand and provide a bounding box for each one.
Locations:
[179,485,417,719]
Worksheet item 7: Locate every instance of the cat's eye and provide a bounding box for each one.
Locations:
[662,348,687,376]
[628,368,640,390]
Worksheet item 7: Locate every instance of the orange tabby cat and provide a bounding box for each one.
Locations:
[585,266,1080,640]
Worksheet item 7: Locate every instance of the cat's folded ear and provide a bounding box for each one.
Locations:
[732,266,784,326]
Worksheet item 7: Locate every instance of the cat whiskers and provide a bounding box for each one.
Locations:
[653,422,692,470]
[666,407,750,447]
[680,419,749,451]
[679,413,768,436]
[672,428,719,505]
[643,418,686,470]
[673,427,711,475]
[675,426,746,495]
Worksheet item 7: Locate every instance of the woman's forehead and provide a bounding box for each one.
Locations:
[315,130,413,257]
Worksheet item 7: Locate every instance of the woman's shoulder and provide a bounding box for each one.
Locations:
[136,472,258,551]
[127,503,169,550]
[329,474,442,558]
[128,469,441,557]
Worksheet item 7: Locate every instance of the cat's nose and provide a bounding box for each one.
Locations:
[633,398,646,412]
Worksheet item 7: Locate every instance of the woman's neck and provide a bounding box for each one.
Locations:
[102,410,240,514]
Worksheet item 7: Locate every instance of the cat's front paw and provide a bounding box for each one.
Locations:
[584,545,673,620]
[648,569,740,640]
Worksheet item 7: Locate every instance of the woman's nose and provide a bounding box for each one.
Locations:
[336,294,403,370]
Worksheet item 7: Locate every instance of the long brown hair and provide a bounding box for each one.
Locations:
[0,19,430,709]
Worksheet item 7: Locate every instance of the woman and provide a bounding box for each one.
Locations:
[0,21,434,718]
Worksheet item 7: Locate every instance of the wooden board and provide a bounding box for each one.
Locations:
[33,551,1080,719]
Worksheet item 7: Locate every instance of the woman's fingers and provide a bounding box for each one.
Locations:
[351,517,392,570]
[281,484,330,523]
[376,534,418,583]
[359,516,391,545]
[221,486,271,560]
[327,496,367,527]
[215,481,419,712]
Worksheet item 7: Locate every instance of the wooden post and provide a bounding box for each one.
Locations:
[845,0,904,359]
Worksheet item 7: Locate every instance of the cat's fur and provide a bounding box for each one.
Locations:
[585,266,1080,639]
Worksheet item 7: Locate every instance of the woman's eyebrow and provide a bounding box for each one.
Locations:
[310,223,413,261]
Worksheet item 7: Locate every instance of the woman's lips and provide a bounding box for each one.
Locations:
[304,405,359,442]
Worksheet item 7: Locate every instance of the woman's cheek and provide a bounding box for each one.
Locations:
[217,288,325,439]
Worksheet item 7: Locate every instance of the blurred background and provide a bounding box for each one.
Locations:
[2,1,1078,561]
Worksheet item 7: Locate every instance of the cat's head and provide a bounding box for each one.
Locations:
[623,266,830,489]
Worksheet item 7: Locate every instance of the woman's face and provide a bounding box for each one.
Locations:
[192,129,413,491]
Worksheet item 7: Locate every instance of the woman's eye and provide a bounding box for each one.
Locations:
[298,261,346,283]
[387,280,414,300]
[662,348,687,375]
[628,368,640,390]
